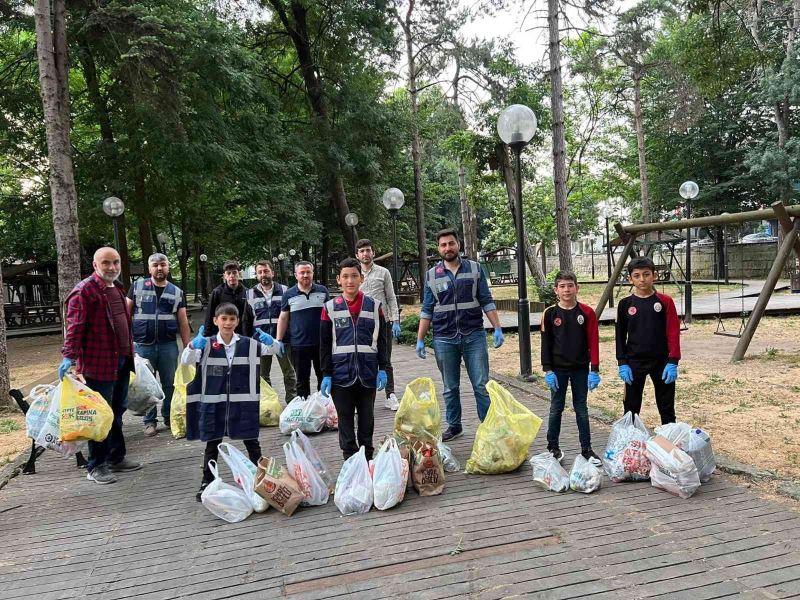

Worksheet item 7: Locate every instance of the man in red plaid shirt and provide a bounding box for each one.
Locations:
[60,247,142,484]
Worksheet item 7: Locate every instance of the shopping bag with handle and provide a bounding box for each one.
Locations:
[59,375,114,442]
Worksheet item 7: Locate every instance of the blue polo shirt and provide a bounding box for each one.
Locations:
[280,283,330,348]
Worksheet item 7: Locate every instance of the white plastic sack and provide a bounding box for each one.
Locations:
[32,383,82,457]
[283,431,330,506]
[127,355,163,416]
[654,422,693,447]
[602,411,651,482]
[316,392,338,430]
[334,447,373,515]
[279,395,327,434]
[683,428,716,482]
[646,436,701,499]
[25,384,56,440]
[217,442,269,513]
[372,438,406,510]
[201,460,254,523]
[530,452,570,493]
[437,442,461,473]
[570,455,603,494]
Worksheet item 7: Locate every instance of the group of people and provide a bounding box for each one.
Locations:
[57,227,680,496]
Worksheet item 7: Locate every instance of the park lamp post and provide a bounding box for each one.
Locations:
[278,253,286,283]
[102,196,125,250]
[497,104,538,380]
[345,212,359,239]
[679,181,699,324]
[381,187,405,295]
[156,232,169,255]
[199,253,209,301]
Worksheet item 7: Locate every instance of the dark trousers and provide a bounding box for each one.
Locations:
[331,381,375,460]
[291,345,322,398]
[84,357,130,470]
[384,322,395,396]
[623,358,676,425]
[202,438,262,484]
[546,367,592,450]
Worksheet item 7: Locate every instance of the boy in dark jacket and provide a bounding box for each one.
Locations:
[182,303,277,500]
[204,261,249,336]
[540,270,602,465]
[615,256,681,424]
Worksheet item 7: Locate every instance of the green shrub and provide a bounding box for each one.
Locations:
[0,419,21,435]
[399,314,432,346]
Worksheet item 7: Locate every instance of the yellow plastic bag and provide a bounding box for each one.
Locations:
[170,362,195,439]
[59,375,114,442]
[259,378,281,426]
[394,377,441,441]
[464,380,542,474]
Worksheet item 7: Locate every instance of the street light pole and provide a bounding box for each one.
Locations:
[679,181,699,324]
[381,188,406,296]
[605,215,614,308]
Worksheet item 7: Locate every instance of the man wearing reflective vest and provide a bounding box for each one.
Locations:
[126,253,191,437]
[320,258,388,461]
[244,260,297,402]
[416,228,505,442]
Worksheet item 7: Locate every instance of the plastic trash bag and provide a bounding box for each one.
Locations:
[283,431,331,506]
[372,438,407,510]
[602,411,651,482]
[646,435,701,499]
[411,439,445,496]
[317,392,338,430]
[26,384,56,441]
[259,379,282,426]
[569,455,603,494]
[654,422,693,447]
[58,375,114,442]
[279,395,327,435]
[464,380,542,474]
[255,457,304,516]
[170,362,194,439]
[683,428,716,482]
[201,460,253,523]
[31,384,83,457]
[438,442,461,473]
[127,355,163,416]
[334,447,373,515]
[217,442,269,513]
[530,452,570,493]
[394,377,441,441]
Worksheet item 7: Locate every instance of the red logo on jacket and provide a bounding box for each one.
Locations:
[211,341,221,350]
[336,296,344,305]
[436,267,444,274]
[554,317,562,326]
[628,306,637,316]
[145,280,152,287]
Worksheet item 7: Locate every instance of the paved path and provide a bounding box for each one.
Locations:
[1,346,800,599]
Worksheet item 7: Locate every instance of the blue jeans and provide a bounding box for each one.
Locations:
[135,342,178,426]
[84,357,130,470]
[546,368,591,450]
[433,330,491,429]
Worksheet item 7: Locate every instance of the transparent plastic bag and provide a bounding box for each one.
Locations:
[127,355,163,416]
[530,452,570,493]
[646,436,701,499]
[683,428,715,483]
[334,447,373,515]
[32,384,83,457]
[602,411,651,482]
[259,379,282,426]
[201,460,253,523]
[217,442,269,513]
[569,455,603,494]
[279,395,327,434]
[283,431,330,506]
[437,442,461,473]
[654,422,693,447]
[26,384,56,440]
[317,392,338,430]
[394,377,441,441]
[372,438,406,510]
[170,362,194,439]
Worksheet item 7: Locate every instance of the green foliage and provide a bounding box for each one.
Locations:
[0,419,21,435]
[399,314,432,347]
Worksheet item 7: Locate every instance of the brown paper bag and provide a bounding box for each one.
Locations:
[255,457,304,516]
[411,440,445,496]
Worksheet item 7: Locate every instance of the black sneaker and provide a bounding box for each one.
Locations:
[582,448,602,467]
[196,481,211,502]
[442,427,463,442]
[549,447,564,463]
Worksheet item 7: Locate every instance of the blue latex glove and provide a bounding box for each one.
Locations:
[662,363,678,384]
[191,325,207,350]
[618,365,633,385]
[58,357,73,380]
[493,328,504,348]
[376,370,387,391]
[588,371,601,391]
[257,330,274,346]
[320,376,332,397]
[392,322,401,340]
[415,340,426,359]
[544,371,559,392]
[276,341,285,357]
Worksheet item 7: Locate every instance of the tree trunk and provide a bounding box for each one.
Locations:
[133,171,154,263]
[0,267,11,409]
[34,0,81,308]
[547,0,573,271]
[320,228,330,288]
[194,240,200,301]
[458,161,477,259]
[633,73,650,223]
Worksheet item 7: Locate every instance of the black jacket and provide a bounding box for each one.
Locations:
[204,283,251,335]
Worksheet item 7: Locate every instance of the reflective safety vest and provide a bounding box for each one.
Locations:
[426,259,483,338]
[325,295,380,388]
[246,284,286,338]
[131,278,182,345]
[185,337,261,441]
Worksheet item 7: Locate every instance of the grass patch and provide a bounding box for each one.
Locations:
[0,419,21,434]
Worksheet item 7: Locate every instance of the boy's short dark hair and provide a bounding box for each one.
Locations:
[356,239,373,251]
[214,302,239,318]
[255,260,274,271]
[554,270,578,285]
[222,260,240,273]
[436,228,459,243]
[627,256,656,275]
[337,257,362,274]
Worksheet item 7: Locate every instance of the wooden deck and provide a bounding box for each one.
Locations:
[1,345,799,599]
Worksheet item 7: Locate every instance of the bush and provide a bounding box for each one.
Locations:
[399,314,432,347]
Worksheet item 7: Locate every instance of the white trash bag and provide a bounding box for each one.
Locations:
[654,421,693,447]
[217,442,269,513]
[334,447,373,515]
[25,384,56,441]
[646,436,701,499]
[127,355,163,416]
[283,431,331,506]
[437,442,461,473]
[279,395,327,434]
[570,455,603,494]
[373,438,407,510]
[32,383,83,457]
[316,392,339,430]
[530,452,570,493]
[602,411,651,482]
[201,460,253,523]
[683,428,716,483]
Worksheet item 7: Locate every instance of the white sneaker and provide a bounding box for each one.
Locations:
[384,393,399,411]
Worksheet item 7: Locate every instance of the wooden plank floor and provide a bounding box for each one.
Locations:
[1,345,799,599]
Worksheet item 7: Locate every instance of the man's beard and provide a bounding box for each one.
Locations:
[153,272,167,281]
[443,251,458,261]
[99,271,119,283]
[260,276,272,286]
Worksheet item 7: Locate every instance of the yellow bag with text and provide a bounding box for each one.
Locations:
[59,375,114,442]
[464,380,542,474]
[170,362,195,439]
[259,379,282,426]
[394,377,441,441]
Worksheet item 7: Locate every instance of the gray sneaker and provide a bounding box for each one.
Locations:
[87,466,117,484]
[143,423,158,437]
[109,458,143,472]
